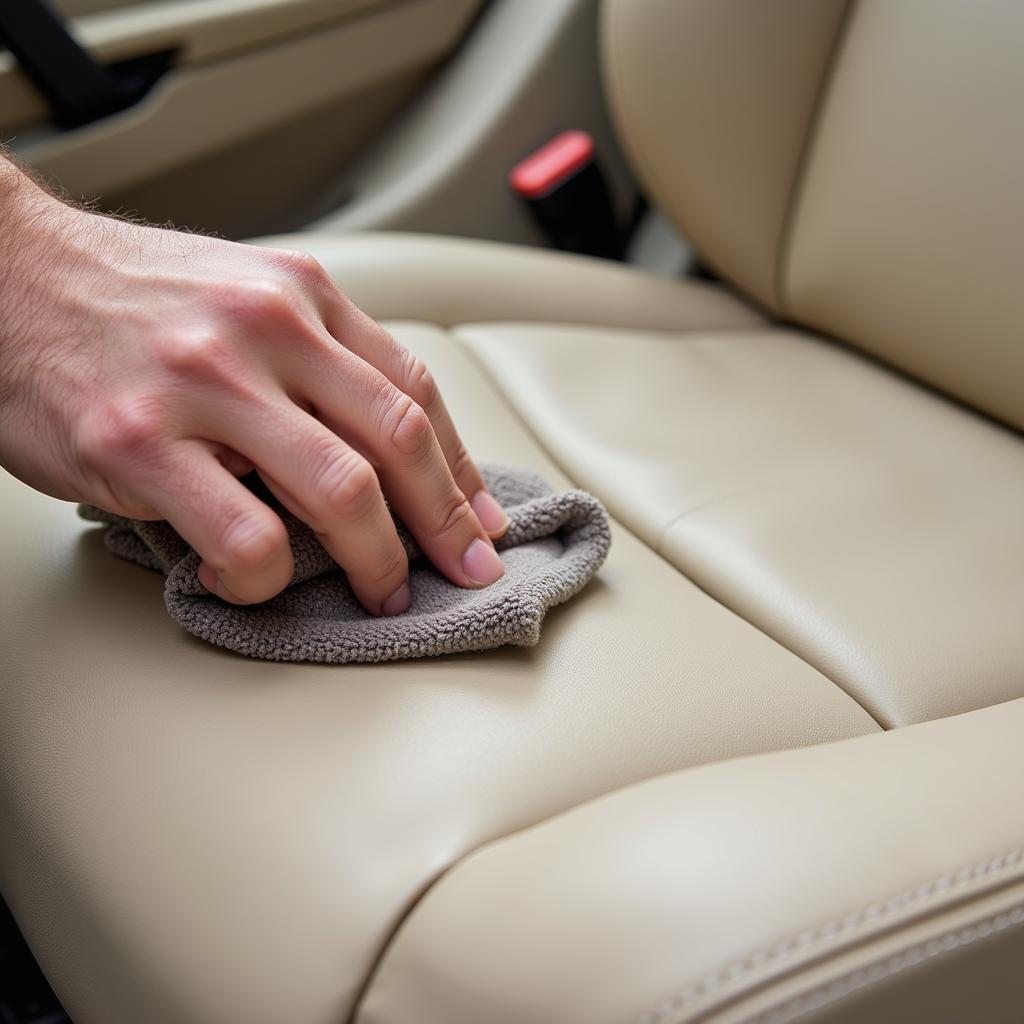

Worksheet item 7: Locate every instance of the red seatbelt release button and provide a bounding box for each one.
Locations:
[509,130,596,199]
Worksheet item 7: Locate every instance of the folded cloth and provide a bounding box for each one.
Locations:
[79,465,611,664]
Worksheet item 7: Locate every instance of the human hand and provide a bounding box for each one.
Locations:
[0,165,507,614]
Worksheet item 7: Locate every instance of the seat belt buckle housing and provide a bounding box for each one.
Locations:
[509,131,623,260]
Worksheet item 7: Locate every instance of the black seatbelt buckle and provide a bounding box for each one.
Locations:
[510,131,623,260]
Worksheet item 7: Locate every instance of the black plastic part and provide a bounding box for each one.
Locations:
[520,160,624,260]
[0,0,172,129]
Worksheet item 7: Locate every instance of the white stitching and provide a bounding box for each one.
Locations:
[636,848,1024,1024]
[746,900,1024,1024]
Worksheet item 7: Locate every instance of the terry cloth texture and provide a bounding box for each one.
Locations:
[79,465,611,664]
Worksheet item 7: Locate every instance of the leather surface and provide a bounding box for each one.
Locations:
[713,886,1024,1024]
[0,321,874,1024]
[358,697,1024,1024]
[8,0,1024,1009]
[604,0,1024,429]
[252,231,766,329]
[784,0,1024,431]
[462,321,1024,727]
[602,0,849,309]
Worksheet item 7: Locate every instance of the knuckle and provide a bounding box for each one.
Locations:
[448,443,475,487]
[436,494,475,538]
[385,396,434,461]
[220,513,286,573]
[314,451,380,520]
[214,278,298,325]
[79,394,167,467]
[401,351,440,413]
[157,329,236,384]
[273,248,332,290]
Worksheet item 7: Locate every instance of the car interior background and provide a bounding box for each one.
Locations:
[1,0,1023,1022]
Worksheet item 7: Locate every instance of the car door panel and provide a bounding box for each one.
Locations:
[2,0,483,236]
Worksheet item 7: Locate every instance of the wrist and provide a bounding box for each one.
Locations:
[0,158,90,407]
[0,160,93,316]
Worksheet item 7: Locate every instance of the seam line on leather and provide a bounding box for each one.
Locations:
[635,847,1024,1024]
[741,899,1024,1024]
[406,315,770,335]
[600,2,766,316]
[450,326,616,484]
[649,479,883,730]
[646,547,886,730]
[771,0,858,315]
[446,325,882,732]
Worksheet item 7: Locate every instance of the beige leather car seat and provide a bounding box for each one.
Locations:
[2,1,1023,1022]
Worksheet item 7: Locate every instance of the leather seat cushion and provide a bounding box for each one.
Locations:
[460,321,1024,728]
[260,233,1024,730]
[0,310,875,1024]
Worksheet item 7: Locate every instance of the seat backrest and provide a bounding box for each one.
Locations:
[603,0,1024,431]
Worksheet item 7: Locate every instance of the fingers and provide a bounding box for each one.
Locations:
[289,345,505,590]
[212,402,412,617]
[326,298,509,538]
[129,444,294,604]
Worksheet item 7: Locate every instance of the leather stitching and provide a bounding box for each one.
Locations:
[743,900,1024,1024]
[635,847,1024,1024]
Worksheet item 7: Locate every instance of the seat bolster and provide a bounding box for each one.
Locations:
[357,698,1024,1024]
[250,231,766,330]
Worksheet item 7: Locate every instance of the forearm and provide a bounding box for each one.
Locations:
[0,154,87,417]
[0,156,52,408]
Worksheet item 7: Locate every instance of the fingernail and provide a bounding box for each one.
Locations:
[198,561,247,604]
[381,582,411,616]
[471,489,509,535]
[462,537,504,586]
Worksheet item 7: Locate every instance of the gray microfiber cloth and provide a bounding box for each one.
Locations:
[78,465,610,664]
